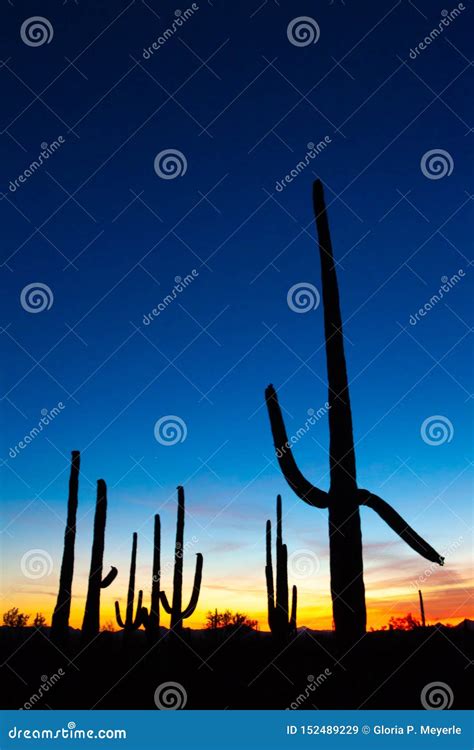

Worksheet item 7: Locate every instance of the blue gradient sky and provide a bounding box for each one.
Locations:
[0,0,472,628]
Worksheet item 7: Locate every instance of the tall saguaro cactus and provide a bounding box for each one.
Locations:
[265,181,444,648]
[160,486,203,633]
[265,495,297,641]
[81,480,118,640]
[51,451,80,639]
[141,514,161,641]
[115,532,143,632]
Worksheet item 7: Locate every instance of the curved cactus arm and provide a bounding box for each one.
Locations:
[101,566,118,589]
[181,553,203,620]
[159,591,172,615]
[359,489,445,565]
[114,601,125,629]
[265,385,329,509]
[290,585,297,631]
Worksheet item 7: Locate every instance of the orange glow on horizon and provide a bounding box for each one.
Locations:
[2,584,471,633]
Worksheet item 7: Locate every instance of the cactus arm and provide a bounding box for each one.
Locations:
[181,553,203,620]
[114,601,125,629]
[140,607,149,627]
[358,489,445,565]
[313,180,357,491]
[133,590,144,628]
[290,585,297,631]
[265,385,329,509]
[101,566,118,588]
[159,591,172,614]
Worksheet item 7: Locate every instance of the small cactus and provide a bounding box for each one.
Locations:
[160,486,203,633]
[115,532,143,631]
[265,495,297,640]
[81,480,117,641]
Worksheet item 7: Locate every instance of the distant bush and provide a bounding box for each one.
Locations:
[205,609,258,630]
[3,608,30,627]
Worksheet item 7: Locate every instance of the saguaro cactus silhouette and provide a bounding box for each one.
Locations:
[160,486,203,633]
[265,180,444,647]
[82,480,117,640]
[265,495,297,640]
[140,514,161,641]
[115,532,143,632]
[51,451,80,639]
